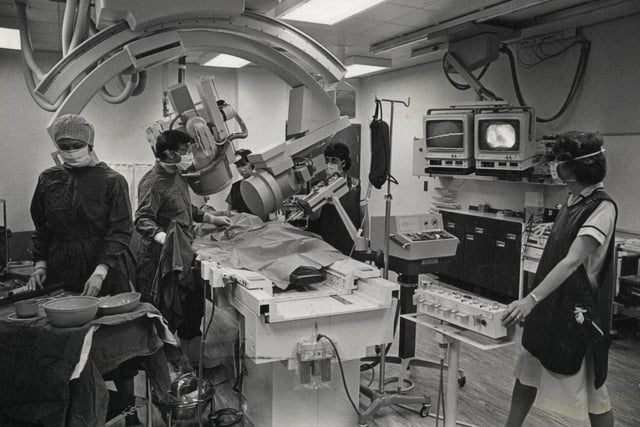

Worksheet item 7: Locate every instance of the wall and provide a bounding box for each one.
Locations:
[2,13,639,234]
[355,14,640,233]
[0,50,289,232]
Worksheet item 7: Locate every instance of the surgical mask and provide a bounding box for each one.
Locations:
[549,148,605,182]
[326,164,341,177]
[237,165,252,178]
[59,146,92,167]
[176,152,194,171]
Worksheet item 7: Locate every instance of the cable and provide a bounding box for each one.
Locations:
[442,57,491,91]
[20,59,64,112]
[68,0,90,52]
[61,0,77,56]
[366,365,376,388]
[99,72,139,104]
[360,300,400,372]
[442,53,501,101]
[501,37,591,123]
[15,1,45,80]
[316,334,362,416]
[517,37,580,68]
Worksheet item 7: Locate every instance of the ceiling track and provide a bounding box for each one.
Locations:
[370,0,554,54]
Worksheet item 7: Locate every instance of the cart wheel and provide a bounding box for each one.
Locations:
[458,376,466,388]
[420,405,430,418]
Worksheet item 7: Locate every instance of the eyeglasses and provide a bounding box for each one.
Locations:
[57,139,88,151]
[325,156,342,165]
[175,145,193,155]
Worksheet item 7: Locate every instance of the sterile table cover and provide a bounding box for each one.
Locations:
[193,213,346,289]
[0,302,175,427]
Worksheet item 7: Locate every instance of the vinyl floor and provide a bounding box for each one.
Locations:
[138,301,640,427]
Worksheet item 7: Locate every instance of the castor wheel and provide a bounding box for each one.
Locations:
[458,376,466,387]
[420,405,430,418]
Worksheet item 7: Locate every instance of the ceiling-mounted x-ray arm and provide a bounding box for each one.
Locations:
[29,4,350,217]
[35,13,345,107]
[44,28,342,135]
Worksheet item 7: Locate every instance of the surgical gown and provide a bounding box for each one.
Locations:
[135,163,205,339]
[30,163,135,295]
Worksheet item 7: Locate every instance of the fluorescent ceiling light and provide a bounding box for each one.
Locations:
[0,27,20,50]
[280,0,385,25]
[344,56,391,78]
[204,54,250,68]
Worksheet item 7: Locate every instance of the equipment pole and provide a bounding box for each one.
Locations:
[377,97,410,280]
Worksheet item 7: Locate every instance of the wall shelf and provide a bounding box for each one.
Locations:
[430,173,565,186]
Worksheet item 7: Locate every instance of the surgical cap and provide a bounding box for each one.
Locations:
[52,114,95,146]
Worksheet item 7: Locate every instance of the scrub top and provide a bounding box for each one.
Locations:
[30,163,135,294]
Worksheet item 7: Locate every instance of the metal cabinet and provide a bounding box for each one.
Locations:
[493,229,521,298]
[440,211,521,301]
[462,224,495,288]
[441,218,465,279]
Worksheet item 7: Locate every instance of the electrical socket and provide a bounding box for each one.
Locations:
[297,341,333,362]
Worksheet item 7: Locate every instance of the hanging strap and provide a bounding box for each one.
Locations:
[373,99,383,121]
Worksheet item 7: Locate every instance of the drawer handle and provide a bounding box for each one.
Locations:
[466,235,474,241]
[496,240,506,248]
[475,227,484,234]
[507,233,517,240]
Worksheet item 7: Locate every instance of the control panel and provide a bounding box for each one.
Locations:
[413,281,511,339]
[371,214,459,260]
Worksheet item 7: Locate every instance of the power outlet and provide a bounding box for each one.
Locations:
[423,181,429,192]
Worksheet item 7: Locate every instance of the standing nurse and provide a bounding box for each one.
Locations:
[502,132,616,427]
[28,114,135,296]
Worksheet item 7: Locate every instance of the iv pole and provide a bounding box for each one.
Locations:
[378,96,410,280]
[358,96,429,427]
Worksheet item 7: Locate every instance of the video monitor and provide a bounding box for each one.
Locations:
[477,119,520,152]
[423,111,473,158]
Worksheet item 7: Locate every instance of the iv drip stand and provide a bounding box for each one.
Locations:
[358,96,429,427]
[378,96,410,281]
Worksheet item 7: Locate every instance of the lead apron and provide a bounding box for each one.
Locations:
[522,189,617,389]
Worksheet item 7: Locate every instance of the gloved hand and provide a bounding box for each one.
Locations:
[27,266,47,291]
[82,274,104,297]
[205,213,231,227]
[154,231,167,245]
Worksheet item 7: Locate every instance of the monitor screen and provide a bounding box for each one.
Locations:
[478,119,520,151]
[426,120,464,150]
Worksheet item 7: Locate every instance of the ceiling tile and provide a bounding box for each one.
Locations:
[361,21,414,39]
[356,2,419,23]
[390,7,444,27]
[388,0,444,7]
[337,17,384,34]
[426,0,505,14]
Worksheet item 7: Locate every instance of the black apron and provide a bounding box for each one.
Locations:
[522,189,617,388]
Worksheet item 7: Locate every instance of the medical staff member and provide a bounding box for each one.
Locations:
[226,149,253,214]
[135,130,230,365]
[27,114,135,296]
[307,142,363,255]
[502,132,616,427]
